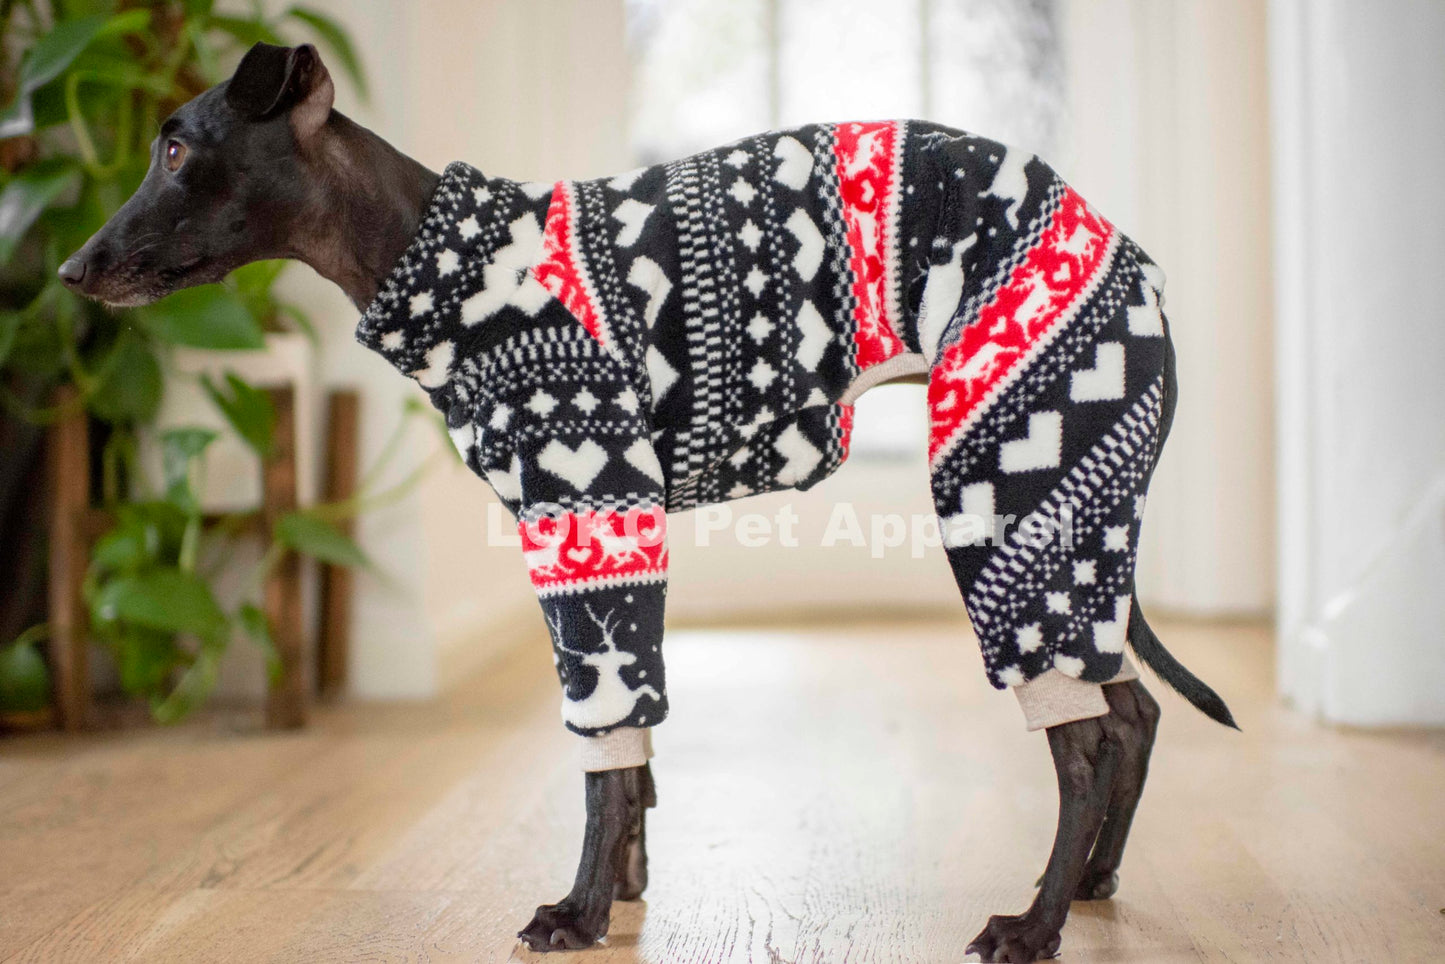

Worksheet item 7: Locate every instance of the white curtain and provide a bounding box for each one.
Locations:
[1057,0,1275,617]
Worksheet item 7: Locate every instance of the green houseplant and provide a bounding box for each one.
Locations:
[0,1,440,723]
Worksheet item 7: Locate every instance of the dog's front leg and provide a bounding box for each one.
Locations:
[518,762,654,952]
[966,688,1138,963]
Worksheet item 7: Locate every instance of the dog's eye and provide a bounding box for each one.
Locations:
[164,140,188,172]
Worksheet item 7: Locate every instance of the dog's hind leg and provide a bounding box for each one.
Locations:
[1072,679,1159,900]
[967,704,1129,962]
[613,760,656,900]
[517,762,655,952]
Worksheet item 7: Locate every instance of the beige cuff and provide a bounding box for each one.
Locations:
[1013,655,1139,731]
[577,726,653,771]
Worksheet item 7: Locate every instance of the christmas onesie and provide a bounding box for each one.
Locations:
[356,120,1172,768]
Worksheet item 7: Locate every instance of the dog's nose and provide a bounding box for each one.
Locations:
[57,258,87,288]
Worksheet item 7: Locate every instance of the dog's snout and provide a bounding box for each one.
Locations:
[57,257,88,289]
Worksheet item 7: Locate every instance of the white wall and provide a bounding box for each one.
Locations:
[1271,0,1445,725]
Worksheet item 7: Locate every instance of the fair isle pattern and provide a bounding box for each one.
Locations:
[967,380,1163,686]
[521,506,668,597]
[926,239,1141,504]
[535,182,616,358]
[808,124,864,388]
[835,120,908,369]
[356,121,1177,740]
[927,186,1118,469]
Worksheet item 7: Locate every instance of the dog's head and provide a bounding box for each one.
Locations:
[59,42,334,307]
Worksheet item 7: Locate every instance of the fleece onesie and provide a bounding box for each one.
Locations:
[356,120,1173,767]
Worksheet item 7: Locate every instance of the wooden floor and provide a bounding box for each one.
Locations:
[2,616,1443,963]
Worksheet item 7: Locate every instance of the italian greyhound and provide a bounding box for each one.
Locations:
[61,43,1234,962]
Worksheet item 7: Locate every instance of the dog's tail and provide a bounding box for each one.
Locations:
[1127,595,1238,729]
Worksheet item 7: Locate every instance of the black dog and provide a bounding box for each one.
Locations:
[63,43,1233,963]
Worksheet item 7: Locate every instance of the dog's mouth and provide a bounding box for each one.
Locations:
[92,253,217,308]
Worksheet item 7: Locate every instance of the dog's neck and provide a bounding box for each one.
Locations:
[292,111,440,310]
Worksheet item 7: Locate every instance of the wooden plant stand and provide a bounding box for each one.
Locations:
[45,386,359,731]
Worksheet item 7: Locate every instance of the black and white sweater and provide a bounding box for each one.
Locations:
[357,120,1174,737]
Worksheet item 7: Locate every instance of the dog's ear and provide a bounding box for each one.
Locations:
[225,42,334,139]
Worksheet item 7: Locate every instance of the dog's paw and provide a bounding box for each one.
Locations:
[1072,867,1119,901]
[517,901,608,952]
[965,913,1063,963]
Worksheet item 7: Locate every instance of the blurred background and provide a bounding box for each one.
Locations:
[0,0,1440,732]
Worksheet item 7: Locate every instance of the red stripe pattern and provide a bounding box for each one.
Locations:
[834,121,907,369]
[927,187,1118,466]
[520,506,668,597]
[534,182,614,353]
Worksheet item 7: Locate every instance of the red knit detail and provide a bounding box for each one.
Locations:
[834,121,906,370]
[520,506,668,597]
[534,182,612,352]
[928,186,1117,466]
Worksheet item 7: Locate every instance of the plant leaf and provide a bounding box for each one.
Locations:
[91,514,153,573]
[275,512,369,568]
[226,258,287,326]
[90,569,229,642]
[3,310,65,377]
[202,371,275,458]
[0,636,52,713]
[285,6,368,100]
[276,302,317,343]
[151,641,222,724]
[65,51,170,94]
[228,258,288,300]
[0,14,111,139]
[87,332,163,423]
[0,311,19,367]
[96,9,155,40]
[15,14,110,91]
[208,15,286,48]
[160,427,218,506]
[0,160,82,264]
[138,285,266,350]
[115,501,190,560]
[186,19,222,84]
[238,603,282,685]
[112,626,181,702]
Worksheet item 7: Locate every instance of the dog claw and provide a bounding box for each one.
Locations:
[517,902,607,952]
[967,914,1064,962]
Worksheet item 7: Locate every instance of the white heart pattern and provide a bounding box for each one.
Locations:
[999,411,1063,473]
[538,439,609,492]
[772,136,813,190]
[1070,342,1126,402]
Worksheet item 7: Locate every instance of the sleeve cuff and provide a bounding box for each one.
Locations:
[1012,655,1139,731]
[577,726,653,771]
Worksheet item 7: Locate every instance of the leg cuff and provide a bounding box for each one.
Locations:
[577,726,653,771]
[1012,655,1139,731]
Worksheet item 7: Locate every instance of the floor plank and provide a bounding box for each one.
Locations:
[1,616,1442,962]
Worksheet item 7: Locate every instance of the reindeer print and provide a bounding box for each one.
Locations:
[547,603,663,732]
